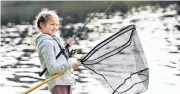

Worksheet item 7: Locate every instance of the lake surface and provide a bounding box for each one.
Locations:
[1,4,180,94]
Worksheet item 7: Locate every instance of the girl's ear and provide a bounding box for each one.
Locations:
[40,22,44,29]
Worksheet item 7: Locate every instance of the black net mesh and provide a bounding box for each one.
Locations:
[80,25,149,94]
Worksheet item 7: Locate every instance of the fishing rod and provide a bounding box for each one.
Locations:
[67,0,115,59]
[66,1,115,47]
[66,0,115,58]
[72,1,115,39]
[24,1,115,93]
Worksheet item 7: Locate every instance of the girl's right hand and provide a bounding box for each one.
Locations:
[73,60,81,69]
[68,58,81,69]
[66,38,76,47]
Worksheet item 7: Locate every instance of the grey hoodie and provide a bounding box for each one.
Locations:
[35,34,76,91]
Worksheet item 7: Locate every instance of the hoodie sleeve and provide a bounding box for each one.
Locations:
[39,39,71,75]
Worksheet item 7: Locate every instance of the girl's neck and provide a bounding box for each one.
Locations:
[39,29,54,36]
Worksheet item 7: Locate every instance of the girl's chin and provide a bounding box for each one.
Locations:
[51,32,57,36]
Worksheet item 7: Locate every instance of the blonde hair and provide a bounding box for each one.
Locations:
[30,8,60,47]
[35,8,59,29]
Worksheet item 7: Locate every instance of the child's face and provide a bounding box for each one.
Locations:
[40,16,59,36]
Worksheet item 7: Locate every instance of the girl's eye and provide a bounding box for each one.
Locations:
[50,24,59,26]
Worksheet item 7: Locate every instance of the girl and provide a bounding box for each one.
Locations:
[32,8,80,94]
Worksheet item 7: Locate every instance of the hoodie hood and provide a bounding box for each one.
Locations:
[35,34,54,48]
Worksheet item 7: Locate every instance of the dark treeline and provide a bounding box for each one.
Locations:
[1,1,180,25]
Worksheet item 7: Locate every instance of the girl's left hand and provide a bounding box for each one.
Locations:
[66,38,76,46]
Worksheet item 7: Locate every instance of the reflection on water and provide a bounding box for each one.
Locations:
[1,3,180,94]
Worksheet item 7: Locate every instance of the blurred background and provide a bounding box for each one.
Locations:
[1,1,180,94]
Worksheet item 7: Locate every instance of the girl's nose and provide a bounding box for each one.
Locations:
[54,25,59,30]
[56,24,60,29]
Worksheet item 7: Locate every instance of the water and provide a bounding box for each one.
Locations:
[1,4,180,94]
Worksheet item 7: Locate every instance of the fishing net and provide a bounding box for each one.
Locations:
[80,25,149,94]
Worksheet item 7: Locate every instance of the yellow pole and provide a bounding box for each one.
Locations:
[23,70,65,94]
[23,61,81,94]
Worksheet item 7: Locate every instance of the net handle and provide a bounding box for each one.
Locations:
[23,61,81,94]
